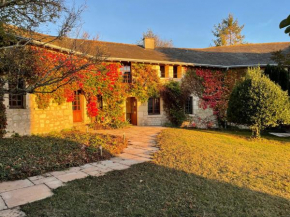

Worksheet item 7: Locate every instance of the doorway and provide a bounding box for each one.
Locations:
[72,91,83,122]
[126,97,137,125]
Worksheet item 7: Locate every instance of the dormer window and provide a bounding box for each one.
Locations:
[173,66,178,78]
[120,62,132,83]
[160,65,165,78]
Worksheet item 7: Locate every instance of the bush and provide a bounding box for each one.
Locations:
[227,67,290,137]
[161,81,186,126]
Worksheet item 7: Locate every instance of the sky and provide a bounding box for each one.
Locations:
[46,0,290,48]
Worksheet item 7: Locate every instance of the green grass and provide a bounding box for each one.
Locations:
[22,129,290,217]
[0,130,127,181]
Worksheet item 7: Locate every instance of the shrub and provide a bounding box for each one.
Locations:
[161,81,186,126]
[227,67,290,137]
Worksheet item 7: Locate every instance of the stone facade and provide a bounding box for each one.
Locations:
[4,93,90,136]
[4,64,216,135]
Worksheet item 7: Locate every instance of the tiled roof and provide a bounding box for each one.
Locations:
[39,37,290,68]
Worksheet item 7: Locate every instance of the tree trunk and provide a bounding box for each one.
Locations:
[0,87,7,138]
[252,126,260,138]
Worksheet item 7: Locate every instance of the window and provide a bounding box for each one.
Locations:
[148,97,160,115]
[173,66,178,78]
[9,80,25,109]
[160,65,165,78]
[97,95,103,109]
[120,62,132,83]
[185,96,193,114]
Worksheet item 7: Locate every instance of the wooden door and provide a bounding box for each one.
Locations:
[73,91,82,122]
[131,97,137,125]
[126,97,137,125]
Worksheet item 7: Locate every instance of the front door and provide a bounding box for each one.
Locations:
[126,97,137,125]
[73,91,82,122]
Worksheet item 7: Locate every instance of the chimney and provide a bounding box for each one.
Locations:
[143,37,155,49]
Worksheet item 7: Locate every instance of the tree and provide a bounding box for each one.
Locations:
[138,29,173,48]
[264,65,289,94]
[161,81,186,126]
[227,67,290,138]
[280,14,290,36]
[0,0,102,137]
[212,14,245,46]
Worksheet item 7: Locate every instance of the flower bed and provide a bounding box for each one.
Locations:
[0,130,127,181]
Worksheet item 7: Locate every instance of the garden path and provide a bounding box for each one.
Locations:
[0,126,164,217]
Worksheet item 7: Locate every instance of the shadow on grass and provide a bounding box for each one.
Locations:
[21,163,290,217]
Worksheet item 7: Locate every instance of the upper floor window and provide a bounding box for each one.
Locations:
[185,96,193,114]
[160,65,165,78]
[9,80,26,109]
[148,97,160,115]
[173,66,178,78]
[120,62,132,83]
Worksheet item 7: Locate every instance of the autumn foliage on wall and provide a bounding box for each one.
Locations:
[182,68,243,124]
[31,47,161,128]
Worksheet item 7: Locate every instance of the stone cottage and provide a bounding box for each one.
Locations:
[4,36,290,135]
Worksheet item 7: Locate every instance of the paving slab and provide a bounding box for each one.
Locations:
[56,171,88,183]
[0,180,33,194]
[1,184,52,208]
[45,180,64,190]
[119,159,141,166]
[109,164,130,170]
[0,197,7,211]
[0,207,26,217]
[31,176,59,185]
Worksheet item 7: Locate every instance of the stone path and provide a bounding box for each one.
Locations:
[0,126,164,217]
[269,132,290,137]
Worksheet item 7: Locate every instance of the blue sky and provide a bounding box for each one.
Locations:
[48,0,290,48]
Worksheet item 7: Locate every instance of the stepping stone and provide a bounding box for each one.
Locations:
[0,207,26,217]
[0,179,33,194]
[119,159,141,166]
[0,197,7,211]
[109,163,130,170]
[1,184,52,208]
[56,171,88,183]
[45,180,64,190]
[110,157,125,163]
[85,170,104,177]
[81,166,100,173]
[118,153,139,160]
[50,170,68,177]
[31,176,59,185]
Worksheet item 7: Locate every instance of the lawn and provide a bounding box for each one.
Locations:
[22,129,290,217]
[0,130,127,181]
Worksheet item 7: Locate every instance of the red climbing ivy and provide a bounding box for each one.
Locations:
[183,68,243,124]
[31,47,161,128]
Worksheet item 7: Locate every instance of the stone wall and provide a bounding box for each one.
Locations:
[5,93,76,136]
[137,99,168,126]
[29,95,74,134]
[4,94,31,136]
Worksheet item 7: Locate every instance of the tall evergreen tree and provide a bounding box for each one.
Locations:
[212,14,245,46]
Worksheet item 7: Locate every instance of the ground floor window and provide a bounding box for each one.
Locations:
[185,96,193,114]
[9,80,26,109]
[148,97,160,115]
